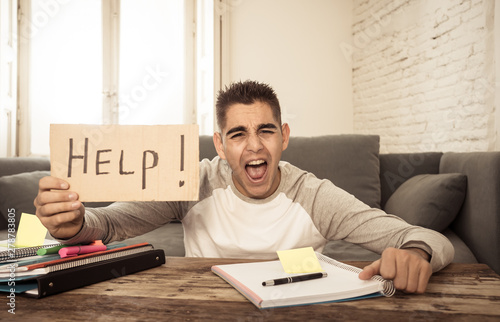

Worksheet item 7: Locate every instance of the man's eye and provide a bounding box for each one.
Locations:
[230,133,243,139]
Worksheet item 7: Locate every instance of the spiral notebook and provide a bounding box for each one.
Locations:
[212,253,395,309]
[0,240,61,262]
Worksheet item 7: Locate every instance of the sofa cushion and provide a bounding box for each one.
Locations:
[0,171,50,227]
[441,228,477,263]
[384,173,467,232]
[379,152,443,208]
[281,135,381,208]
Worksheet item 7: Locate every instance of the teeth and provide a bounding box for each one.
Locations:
[247,160,265,166]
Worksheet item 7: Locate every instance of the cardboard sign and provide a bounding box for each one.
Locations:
[50,124,199,202]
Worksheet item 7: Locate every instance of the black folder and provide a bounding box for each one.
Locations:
[23,249,166,298]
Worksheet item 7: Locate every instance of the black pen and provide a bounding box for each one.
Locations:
[262,272,328,286]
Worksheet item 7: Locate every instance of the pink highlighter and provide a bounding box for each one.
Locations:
[59,240,107,258]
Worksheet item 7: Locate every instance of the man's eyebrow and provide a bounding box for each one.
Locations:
[257,123,278,131]
[226,126,247,137]
[225,123,278,137]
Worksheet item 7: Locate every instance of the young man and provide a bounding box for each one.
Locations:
[35,80,454,294]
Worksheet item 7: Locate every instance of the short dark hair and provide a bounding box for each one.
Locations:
[215,80,282,131]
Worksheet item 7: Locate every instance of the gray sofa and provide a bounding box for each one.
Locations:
[1,135,499,274]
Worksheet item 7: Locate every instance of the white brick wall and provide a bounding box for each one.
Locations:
[351,0,496,153]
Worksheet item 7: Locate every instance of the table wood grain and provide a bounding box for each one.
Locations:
[8,257,500,321]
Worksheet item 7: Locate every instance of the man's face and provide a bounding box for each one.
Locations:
[214,101,290,199]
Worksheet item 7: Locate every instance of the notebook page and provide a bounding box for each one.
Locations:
[213,257,384,308]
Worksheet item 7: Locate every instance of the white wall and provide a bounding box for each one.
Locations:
[352,0,497,153]
[226,0,353,137]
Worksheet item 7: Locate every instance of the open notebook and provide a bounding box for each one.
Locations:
[212,252,395,309]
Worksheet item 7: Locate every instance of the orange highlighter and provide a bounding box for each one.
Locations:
[58,240,107,258]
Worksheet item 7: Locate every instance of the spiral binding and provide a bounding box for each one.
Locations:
[316,252,396,297]
[0,243,61,262]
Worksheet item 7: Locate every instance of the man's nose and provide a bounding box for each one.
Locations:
[246,134,263,152]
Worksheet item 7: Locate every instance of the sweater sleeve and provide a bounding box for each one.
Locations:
[307,179,455,272]
[55,201,181,245]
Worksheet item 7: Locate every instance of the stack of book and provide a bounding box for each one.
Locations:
[0,242,165,298]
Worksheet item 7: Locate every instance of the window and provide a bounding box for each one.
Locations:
[16,0,214,157]
[118,0,185,125]
[0,0,17,157]
[28,0,103,156]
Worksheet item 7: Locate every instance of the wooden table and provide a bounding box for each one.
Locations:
[9,257,500,321]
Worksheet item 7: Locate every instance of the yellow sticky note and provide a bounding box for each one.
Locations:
[15,213,47,247]
[277,247,323,274]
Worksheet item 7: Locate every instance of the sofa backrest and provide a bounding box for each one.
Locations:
[440,152,500,275]
[199,135,218,160]
[282,135,381,208]
[200,134,381,208]
[0,157,50,177]
[201,135,383,208]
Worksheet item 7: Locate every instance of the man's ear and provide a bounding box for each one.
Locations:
[213,132,227,160]
[281,123,290,152]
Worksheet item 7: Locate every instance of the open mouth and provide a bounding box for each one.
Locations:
[245,160,268,181]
